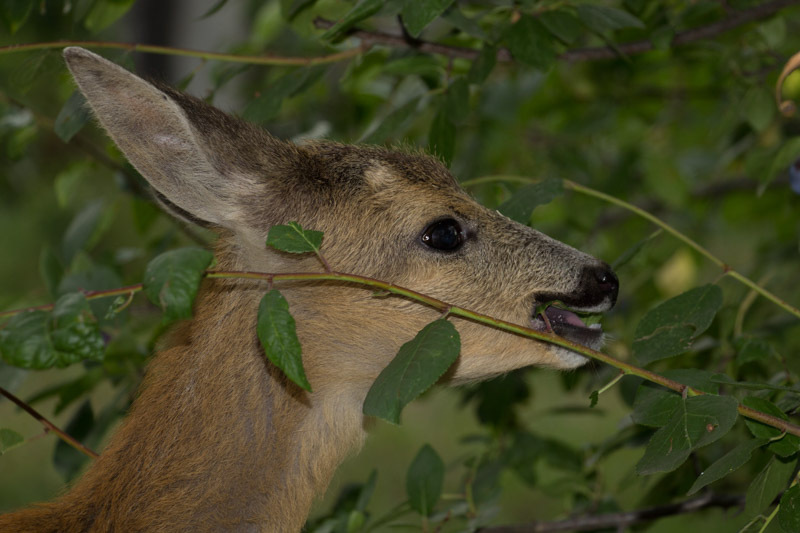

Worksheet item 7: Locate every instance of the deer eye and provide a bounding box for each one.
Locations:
[421,219,465,251]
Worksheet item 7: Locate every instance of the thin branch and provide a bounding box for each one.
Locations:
[314,0,800,63]
[478,492,744,532]
[0,386,99,459]
[0,40,368,66]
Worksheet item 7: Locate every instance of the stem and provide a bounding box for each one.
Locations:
[0,41,366,66]
[0,386,98,459]
[3,269,800,441]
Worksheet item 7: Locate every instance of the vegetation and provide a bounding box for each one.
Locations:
[2,0,800,531]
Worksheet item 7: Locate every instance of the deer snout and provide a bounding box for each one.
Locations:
[582,263,619,310]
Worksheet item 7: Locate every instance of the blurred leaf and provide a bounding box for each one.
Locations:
[445,77,469,122]
[84,0,136,32]
[53,400,93,481]
[735,337,778,366]
[61,200,115,264]
[243,66,326,123]
[143,247,215,322]
[0,428,25,454]
[576,5,645,32]
[39,245,64,298]
[612,230,661,270]
[321,0,384,42]
[687,438,768,495]
[54,163,88,208]
[633,285,723,365]
[199,0,229,19]
[467,45,496,84]
[0,0,32,34]
[131,197,161,235]
[360,97,420,144]
[744,455,796,519]
[778,485,800,533]
[54,90,91,143]
[406,444,444,516]
[742,397,800,458]
[267,222,323,254]
[285,0,319,20]
[428,106,456,166]
[257,290,310,391]
[765,137,800,190]
[382,55,442,77]
[540,9,582,44]
[363,319,460,424]
[401,0,454,38]
[355,470,377,512]
[444,8,487,40]
[498,179,563,224]
[742,87,775,132]
[505,15,556,70]
[636,395,738,475]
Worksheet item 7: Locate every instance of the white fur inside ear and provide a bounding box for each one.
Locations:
[153,134,192,150]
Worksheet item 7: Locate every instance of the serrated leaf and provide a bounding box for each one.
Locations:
[636,395,738,475]
[540,9,582,44]
[243,66,326,123]
[0,0,32,34]
[401,0,454,38]
[406,444,444,515]
[505,15,556,70]
[745,455,796,519]
[143,247,214,322]
[742,397,800,458]
[257,290,311,391]
[467,45,496,84]
[54,90,91,143]
[633,284,723,365]
[778,485,800,533]
[0,428,25,454]
[360,97,421,144]
[428,106,456,166]
[321,0,384,42]
[632,369,721,427]
[687,438,768,495]
[498,179,563,224]
[576,5,644,32]
[266,222,323,254]
[363,320,460,424]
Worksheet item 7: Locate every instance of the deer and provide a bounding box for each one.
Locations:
[0,47,619,532]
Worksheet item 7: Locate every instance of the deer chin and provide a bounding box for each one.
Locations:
[530,306,604,366]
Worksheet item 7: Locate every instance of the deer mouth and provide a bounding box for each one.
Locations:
[530,306,604,349]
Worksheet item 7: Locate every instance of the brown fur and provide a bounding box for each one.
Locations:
[0,48,618,532]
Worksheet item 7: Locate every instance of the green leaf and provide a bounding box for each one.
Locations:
[0,428,25,454]
[243,66,327,123]
[0,0,32,34]
[632,369,721,427]
[636,395,738,475]
[257,290,311,391]
[505,15,556,71]
[445,77,469,123]
[382,56,442,77]
[576,5,645,32]
[285,0,319,20]
[498,179,563,224]
[467,45,496,84]
[199,0,229,19]
[321,0,384,42]
[363,319,460,424]
[633,284,723,365]
[687,438,768,495]
[143,247,215,322]
[742,397,800,458]
[54,90,91,143]
[39,245,64,298]
[745,455,796,519]
[612,230,661,270]
[84,0,136,32]
[266,222,323,254]
[360,97,421,144]
[406,444,444,516]
[428,106,456,166]
[53,400,94,481]
[540,9,582,44]
[735,337,777,366]
[443,8,488,40]
[742,87,775,132]
[765,137,800,189]
[49,293,105,367]
[61,200,116,264]
[0,311,54,369]
[54,162,88,208]
[401,0,454,38]
[778,485,800,533]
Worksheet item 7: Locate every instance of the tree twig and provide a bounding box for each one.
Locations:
[0,386,99,459]
[478,492,744,532]
[314,0,800,63]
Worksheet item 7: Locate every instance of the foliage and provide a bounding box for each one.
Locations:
[2,0,800,531]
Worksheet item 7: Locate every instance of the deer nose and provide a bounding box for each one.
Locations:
[587,263,619,307]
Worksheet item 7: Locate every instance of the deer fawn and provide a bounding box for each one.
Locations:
[0,48,618,532]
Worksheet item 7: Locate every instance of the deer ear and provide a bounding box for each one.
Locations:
[63,47,290,228]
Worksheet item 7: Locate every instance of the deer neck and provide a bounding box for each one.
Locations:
[49,278,367,532]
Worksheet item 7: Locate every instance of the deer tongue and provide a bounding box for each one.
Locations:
[544,306,587,328]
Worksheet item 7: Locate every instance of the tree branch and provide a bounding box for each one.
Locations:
[314,0,800,63]
[478,492,744,532]
[0,386,99,459]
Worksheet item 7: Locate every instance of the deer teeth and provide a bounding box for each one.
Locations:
[588,323,603,330]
